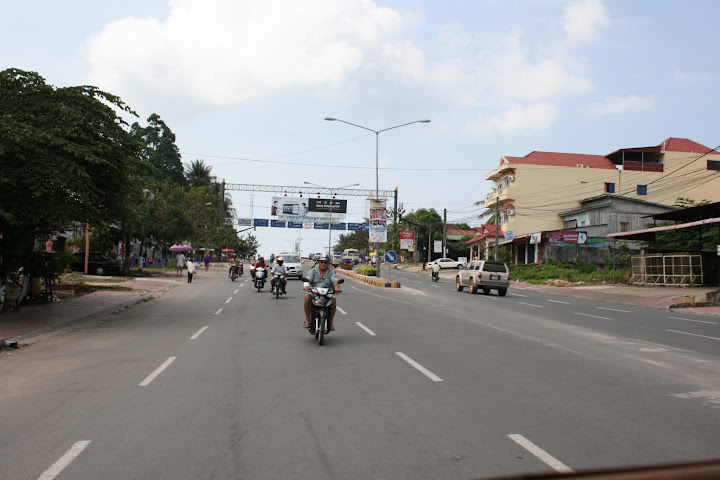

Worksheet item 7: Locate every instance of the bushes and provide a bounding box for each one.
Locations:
[355,267,377,276]
[509,260,631,284]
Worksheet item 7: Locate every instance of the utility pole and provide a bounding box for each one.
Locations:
[494,200,499,260]
[442,208,447,258]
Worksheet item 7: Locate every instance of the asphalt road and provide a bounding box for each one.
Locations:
[1,265,719,479]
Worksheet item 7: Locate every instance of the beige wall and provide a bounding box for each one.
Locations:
[485,151,720,237]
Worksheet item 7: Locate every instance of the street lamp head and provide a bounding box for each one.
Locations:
[324,117,337,121]
[419,119,431,123]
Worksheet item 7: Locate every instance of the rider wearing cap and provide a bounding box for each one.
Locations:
[270,256,288,294]
[228,254,240,277]
[303,254,341,330]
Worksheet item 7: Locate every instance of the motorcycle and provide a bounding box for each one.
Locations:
[254,266,266,291]
[431,270,439,282]
[230,265,239,281]
[302,277,344,345]
[270,274,286,299]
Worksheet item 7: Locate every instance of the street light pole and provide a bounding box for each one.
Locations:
[324,117,430,277]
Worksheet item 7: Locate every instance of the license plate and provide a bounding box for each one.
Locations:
[490,275,496,280]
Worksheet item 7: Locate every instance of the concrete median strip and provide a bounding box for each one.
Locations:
[335,269,401,288]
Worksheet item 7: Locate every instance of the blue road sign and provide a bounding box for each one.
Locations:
[384,250,398,264]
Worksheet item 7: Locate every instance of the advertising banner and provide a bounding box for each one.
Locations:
[434,240,443,253]
[548,231,587,245]
[272,197,346,222]
[530,232,542,244]
[400,228,414,250]
[369,199,387,243]
[237,218,252,226]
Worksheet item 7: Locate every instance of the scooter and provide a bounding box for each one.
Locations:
[254,267,266,291]
[302,277,344,345]
[270,274,286,299]
[230,265,239,281]
[431,270,439,282]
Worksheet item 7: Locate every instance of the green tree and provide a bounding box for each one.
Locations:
[0,69,141,297]
[130,113,185,185]
[335,229,370,253]
[237,233,259,258]
[185,159,216,189]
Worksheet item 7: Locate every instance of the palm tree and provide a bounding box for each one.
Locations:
[185,159,216,189]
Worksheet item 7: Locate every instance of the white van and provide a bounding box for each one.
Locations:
[342,249,360,264]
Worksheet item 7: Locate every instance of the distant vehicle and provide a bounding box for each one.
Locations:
[70,252,122,276]
[278,254,303,280]
[427,257,465,269]
[332,253,342,262]
[455,259,509,296]
[342,248,360,264]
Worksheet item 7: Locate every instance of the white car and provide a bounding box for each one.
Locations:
[278,253,303,280]
[428,257,465,269]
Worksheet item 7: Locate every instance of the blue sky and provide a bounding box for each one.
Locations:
[3,0,719,256]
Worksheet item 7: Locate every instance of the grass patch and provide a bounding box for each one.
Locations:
[509,261,631,285]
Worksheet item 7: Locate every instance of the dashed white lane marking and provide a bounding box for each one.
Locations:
[225,297,232,304]
[518,302,543,308]
[596,306,630,313]
[214,308,223,315]
[508,434,573,473]
[139,357,177,386]
[510,293,528,297]
[395,352,443,382]
[190,326,208,340]
[546,299,571,304]
[233,289,239,293]
[356,322,377,336]
[38,440,92,480]
[668,330,720,341]
[337,306,348,315]
[573,312,613,321]
[668,316,717,325]
[414,281,423,284]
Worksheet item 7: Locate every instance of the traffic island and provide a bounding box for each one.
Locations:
[335,269,401,288]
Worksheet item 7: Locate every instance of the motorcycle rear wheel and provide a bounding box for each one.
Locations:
[318,315,325,345]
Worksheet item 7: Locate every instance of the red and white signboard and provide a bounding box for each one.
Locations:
[400,229,414,250]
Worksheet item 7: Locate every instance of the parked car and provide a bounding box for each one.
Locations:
[428,257,465,269]
[278,253,303,280]
[70,252,122,276]
[455,259,509,296]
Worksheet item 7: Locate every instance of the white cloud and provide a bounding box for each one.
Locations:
[464,103,557,135]
[87,0,407,105]
[564,0,610,43]
[586,95,655,116]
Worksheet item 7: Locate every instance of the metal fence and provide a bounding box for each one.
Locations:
[630,253,703,286]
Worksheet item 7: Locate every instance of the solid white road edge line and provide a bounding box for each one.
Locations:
[518,302,543,308]
[356,322,377,336]
[596,306,630,313]
[395,352,443,382]
[337,306,347,315]
[573,312,613,321]
[668,330,720,341]
[508,434,573,473]
[38,440,92,480]
[139,357,177,386]
[668,316,717,324]
[190,326,208,340]
[546,299,571,304]
[225,297,232,304]
[214,308,223,315]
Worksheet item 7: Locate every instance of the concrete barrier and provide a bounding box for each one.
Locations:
[336,269,401,288]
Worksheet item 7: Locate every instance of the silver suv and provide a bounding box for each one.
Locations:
[456,259,509,296]
[278,254,303,280]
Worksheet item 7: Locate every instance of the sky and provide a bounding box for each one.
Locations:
[3,0,720,256]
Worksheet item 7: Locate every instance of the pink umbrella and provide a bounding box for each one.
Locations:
[169,244,193,252]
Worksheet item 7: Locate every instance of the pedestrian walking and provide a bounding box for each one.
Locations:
[187,257,196,283]
[176,252,186,277]
[203,253,211,271]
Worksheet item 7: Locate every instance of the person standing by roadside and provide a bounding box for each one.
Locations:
[187,257,196,283]
[203,253,211,271]
[176,252,186,277]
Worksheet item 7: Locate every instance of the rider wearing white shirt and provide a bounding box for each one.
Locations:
[270,257,288,293]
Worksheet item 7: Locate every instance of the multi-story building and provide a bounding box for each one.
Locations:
[484,137,720,239]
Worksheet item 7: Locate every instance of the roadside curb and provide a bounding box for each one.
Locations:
[3,285,174,347]
[336,269,401,288]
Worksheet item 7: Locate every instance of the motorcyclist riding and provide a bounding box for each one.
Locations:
[431,261,440,281]
[303,254,341,330]
[229,254,240,277]
[251,256,266,280]
[270,256,287,294]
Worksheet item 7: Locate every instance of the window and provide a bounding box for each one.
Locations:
[564,219,577,228]
[637,185,647,195]
[605,182,615,193]
[620,222,629,232]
